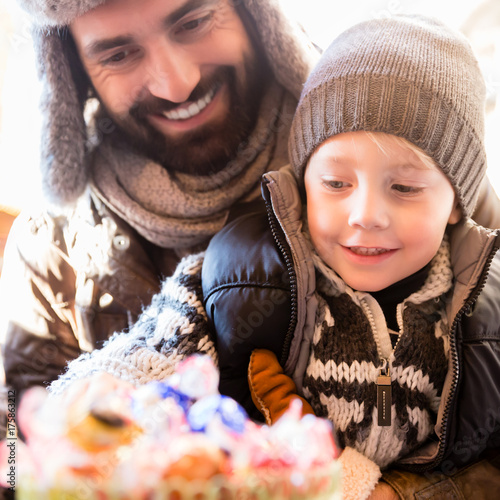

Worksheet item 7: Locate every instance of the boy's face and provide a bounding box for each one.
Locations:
[304,131,461,292]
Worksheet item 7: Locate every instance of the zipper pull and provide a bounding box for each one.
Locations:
[377,364,392,426]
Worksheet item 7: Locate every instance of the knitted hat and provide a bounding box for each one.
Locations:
[289,15,487,218]
[16,0,316,206]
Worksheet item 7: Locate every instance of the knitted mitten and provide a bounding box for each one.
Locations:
[248,349,315,425]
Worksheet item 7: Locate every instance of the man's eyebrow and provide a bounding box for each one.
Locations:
[164,0,219,27]
[84,36,134,59]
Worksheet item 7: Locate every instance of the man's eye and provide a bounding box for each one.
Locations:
[182,14,212,31]
[102,49,139,66]
[176,13,213,35]
[107,52,126,63]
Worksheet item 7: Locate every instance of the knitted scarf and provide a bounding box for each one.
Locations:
[91,83,293,250]
[303,239,453,468]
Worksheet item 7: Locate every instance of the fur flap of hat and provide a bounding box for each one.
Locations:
[22,0,317,207]
[242,0,317,102]
[17,0,107,26]
[34,29,89,205]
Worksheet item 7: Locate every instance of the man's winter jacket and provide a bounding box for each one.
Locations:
[0,192,262,393]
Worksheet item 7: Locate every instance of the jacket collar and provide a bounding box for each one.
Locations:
[447,220,500,320]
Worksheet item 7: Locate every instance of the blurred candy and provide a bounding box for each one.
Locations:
[66,392,141,452]
[5,355,341,499]
[169,354,220,400]
[162,434,229,481]
[268,400,339,468]
[188,394,247,434]
[16,386,62,443]
[133,381,191,433]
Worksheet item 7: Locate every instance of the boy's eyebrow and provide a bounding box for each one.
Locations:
[395,162,435,173]
[82,0,218,58]
[322,153,351,164]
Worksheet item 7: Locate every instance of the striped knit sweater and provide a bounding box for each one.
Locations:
[49,252,216,394]
[302,239,453,468]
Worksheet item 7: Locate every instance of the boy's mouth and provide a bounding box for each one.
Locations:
[348,247,392,256]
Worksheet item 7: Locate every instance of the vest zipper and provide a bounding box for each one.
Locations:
[359,296,395,426]
[262,179,298,367]
[404,236,500,473]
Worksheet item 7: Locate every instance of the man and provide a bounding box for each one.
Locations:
[0,0,316,393]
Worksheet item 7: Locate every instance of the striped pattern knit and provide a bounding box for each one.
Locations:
[302,240,452,468]
[50,252,216,395]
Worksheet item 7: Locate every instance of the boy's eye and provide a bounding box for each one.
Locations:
[392,184,422,194]
[324,180,348,190]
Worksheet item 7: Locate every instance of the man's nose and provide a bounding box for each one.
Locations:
[145,42,201,103]
[348,188,390,230]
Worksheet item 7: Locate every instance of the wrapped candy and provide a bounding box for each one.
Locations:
[66,391,140,452]
[132,382,189,438]
[2,356,342,500]
[168,354,220,400]
[188,394,247,434]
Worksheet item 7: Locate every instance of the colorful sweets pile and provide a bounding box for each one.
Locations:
[2,356,341,499]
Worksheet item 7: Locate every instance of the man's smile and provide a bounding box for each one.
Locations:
[161,82,221,121]
[148,82,227,135]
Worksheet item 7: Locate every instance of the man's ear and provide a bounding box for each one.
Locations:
[448,199,462,225]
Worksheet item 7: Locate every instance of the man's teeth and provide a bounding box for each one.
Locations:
[162,87,216,121]
[350,247,390,256]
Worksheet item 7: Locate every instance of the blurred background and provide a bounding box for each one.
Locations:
[0,0,499,273]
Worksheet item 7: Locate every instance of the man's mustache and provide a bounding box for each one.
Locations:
[129,66,232,120]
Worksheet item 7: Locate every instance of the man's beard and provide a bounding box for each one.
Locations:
[101,55,270,176]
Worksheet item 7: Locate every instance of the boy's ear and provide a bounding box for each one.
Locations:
[448,199,462,225]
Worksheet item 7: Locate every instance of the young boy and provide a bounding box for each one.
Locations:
[50,14,500,499]
[202,13,500,499]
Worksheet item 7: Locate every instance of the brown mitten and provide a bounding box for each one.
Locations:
[248,348,315,425]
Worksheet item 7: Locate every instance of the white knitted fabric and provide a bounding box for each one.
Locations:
[49,252,216,394]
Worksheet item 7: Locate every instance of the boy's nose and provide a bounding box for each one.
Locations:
[146,43,201,104]
[348,190,390,230]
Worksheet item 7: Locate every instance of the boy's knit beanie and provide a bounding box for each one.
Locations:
[15,0,316,207]
[289,15,487,218]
